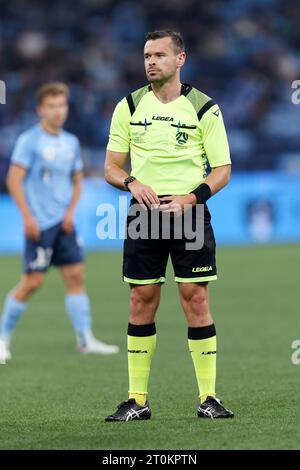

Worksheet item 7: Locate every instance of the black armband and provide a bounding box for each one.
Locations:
[191,183,212,204]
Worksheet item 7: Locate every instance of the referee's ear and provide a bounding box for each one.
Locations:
[176,51,186,70]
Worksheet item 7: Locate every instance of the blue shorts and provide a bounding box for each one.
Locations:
[24,222,84,273]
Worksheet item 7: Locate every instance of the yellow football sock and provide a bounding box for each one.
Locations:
[188,324,217,403]
[127,323,156,404]
[129,393,147,406]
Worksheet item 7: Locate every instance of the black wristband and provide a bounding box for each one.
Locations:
[191,183,212,205]
[124,176,136,190]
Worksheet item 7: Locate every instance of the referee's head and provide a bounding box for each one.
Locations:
[144,30,186,84]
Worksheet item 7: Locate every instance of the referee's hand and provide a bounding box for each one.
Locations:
[158,194,196,215]
[127,180,160,210]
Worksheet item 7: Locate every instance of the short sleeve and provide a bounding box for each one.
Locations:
[200,104,231,168]
[11,133,34,169]
[106,98,131,152]
[72,137,83,173]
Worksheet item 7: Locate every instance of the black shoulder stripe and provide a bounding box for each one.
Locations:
[181,83,193,96]
[126,93,135,116]
[197,99,216,121]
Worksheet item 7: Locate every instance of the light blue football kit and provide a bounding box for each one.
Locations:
[0,124,92,347]
[11,123,83,230]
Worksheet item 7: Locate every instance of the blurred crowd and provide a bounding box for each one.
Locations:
[1,0,300,191]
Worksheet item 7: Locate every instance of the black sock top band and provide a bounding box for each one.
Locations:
[128,322,156,337]
[188,324,216,340]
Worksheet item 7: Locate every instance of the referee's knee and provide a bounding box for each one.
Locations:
[129,284,160,322]
[189,293,209,315]
[180,285,209,317]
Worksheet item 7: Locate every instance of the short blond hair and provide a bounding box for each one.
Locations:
[36,82,70,105]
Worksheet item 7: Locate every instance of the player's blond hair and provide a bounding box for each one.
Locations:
[36,82,70,105]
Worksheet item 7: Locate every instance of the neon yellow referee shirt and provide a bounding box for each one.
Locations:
[107,83,231,195]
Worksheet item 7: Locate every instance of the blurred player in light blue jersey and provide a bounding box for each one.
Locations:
[0,82,119,363]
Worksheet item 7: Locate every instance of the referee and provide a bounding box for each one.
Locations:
[104,30,234,421]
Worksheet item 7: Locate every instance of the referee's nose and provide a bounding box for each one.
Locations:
[148,56,156,67]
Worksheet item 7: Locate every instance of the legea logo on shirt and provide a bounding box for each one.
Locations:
[42,146,56,161]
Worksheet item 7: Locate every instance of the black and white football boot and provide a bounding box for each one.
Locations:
[105,399,151,422]
[198,396,234,419]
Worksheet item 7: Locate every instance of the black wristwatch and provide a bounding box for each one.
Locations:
[124,176,136,190]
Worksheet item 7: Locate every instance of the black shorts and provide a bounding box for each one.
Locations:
[123,199,217,284]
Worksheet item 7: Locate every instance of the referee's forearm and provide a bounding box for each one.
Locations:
[204,164,231,196]
[104,163,129,191]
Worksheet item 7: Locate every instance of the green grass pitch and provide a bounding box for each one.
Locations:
[0,244,299,450]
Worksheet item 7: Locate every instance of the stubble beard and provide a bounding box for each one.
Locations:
[147,70,176,86]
